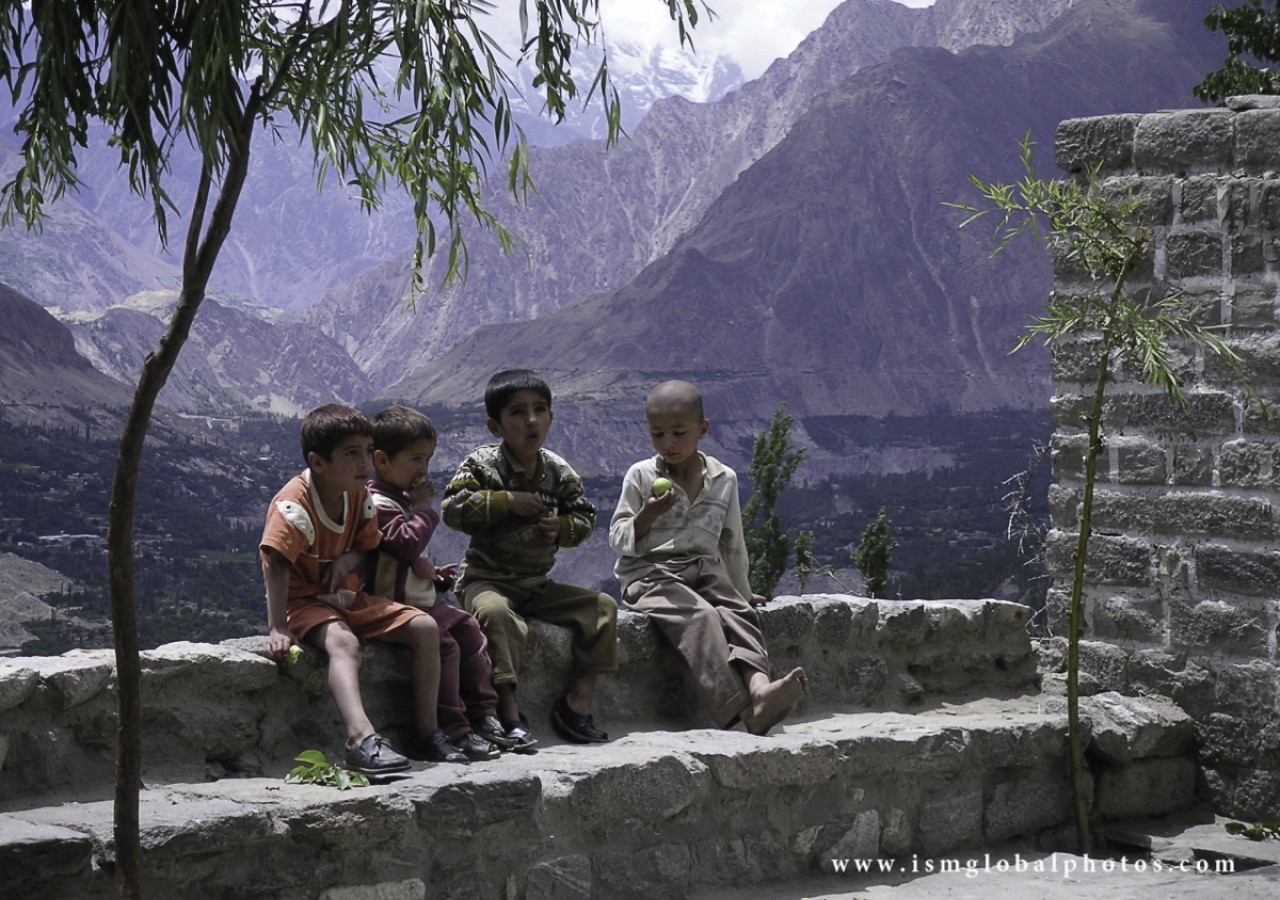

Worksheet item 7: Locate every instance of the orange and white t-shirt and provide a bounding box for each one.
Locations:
[260,470,381,600]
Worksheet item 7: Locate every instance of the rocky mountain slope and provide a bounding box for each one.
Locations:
[382,0,1224,472]
[0,283,135,429]
[62,292,374,416]
[297,0,1078,391]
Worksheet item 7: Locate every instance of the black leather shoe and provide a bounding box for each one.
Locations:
[550,695,609,744]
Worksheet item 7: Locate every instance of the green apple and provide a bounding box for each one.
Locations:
[652,477,673,497]
[287,645,304,665]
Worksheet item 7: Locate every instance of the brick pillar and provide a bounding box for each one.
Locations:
[1048,104,1280,819]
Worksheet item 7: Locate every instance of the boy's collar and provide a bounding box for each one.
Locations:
[304,469,349,534]
[500,441,544,480]
[366,476,407,500]
[654,451,723,478]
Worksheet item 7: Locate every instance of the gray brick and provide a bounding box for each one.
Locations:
[1097,757,1196,819]
[1050,393,1091,432]
[1259,180,1280,229]
[1165,231,1223,280]
[1104,391,1236,437]
[1205,334,1280,386]
[1043,531,1153,586]
[1194,543,1280,596]
[1231,284,1277,329]
[1213,661,1279,716]
[1048,484,1080,529]
[1051,433,1092,481]
[1168,288,1224,327]
[1168,597,1270,655]
[1235,109,1280,171]
[1113,437,1167,485]
[1171,443,1214,486]
[1100,176,1173,226]
[1179,177,1219,224]
[1134,109,1235,173]
[1056,115,1140,174]
[1231,234,1267,276]
[1050,335,1104,384]
[1089,593,1165,644]
[1219,438,1280,489]
[1222,179,1253,230]
[1092,490,1274,540]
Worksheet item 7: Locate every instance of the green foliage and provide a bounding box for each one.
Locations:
[1225,819,1280,841]
[285,750,369,791]
[743,404,806,599]
[853,509,898,598]
[1195,1,1280,104]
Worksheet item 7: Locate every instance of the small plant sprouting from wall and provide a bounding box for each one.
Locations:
[285,750,370,791]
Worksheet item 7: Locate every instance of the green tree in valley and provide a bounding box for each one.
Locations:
[0,2,705,896]
[953,135,1251,854]
[1195,1,1280,103]
[852,508,897,598]
[743,404,806,599]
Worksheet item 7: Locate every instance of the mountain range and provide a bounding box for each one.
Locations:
[0,0,1231,482]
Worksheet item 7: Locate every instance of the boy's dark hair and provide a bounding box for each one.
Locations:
[300,404,373,462]
[372,406,437,459]
[484,369,552,419]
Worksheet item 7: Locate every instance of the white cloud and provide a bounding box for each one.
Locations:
[486,0,937,82]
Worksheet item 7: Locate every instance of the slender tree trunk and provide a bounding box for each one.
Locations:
[1067,336,1110,856]
[107,81,263,900]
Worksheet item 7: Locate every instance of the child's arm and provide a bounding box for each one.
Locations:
[609,465,675,555]
[373,493,439,562]
[547,468,595,547]
[264,548,296,661]
[441,455,517,533]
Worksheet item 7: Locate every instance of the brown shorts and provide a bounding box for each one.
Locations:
[286,591,424,644]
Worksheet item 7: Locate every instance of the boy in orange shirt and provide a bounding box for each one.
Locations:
[262,404,467,771]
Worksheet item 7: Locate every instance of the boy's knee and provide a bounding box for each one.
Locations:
[469,590,514,622]
[326,626,361,658]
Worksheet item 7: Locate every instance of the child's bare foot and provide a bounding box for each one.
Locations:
[743,668,807,736]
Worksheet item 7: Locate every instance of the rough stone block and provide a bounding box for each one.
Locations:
[1165,231,1224,280]
[0,664,39,713]
[1051,337,1104,385]
[1224,768,1280,822]
[919,790,983,857]
[1205,333,1280,387]
[1235,109,1280,171]
[1081,692,1194,766]
[321,882,426,900]
[1089,592,1165,645]
[1078,641,1130,693]
[1232,284,1278,329]
[984,780,1070,843]
[1048,484,1080,530]
[1128,652,1217,720]
[1134,109,1235,173]
[1178,177,1219,224]
[1230,233,1267,276]
[1260,180,1280,228]
[1168,597,1270,655]
[416,773,542,838]
[593,845,690,900]
[1056,115,1140,173]
[815,810,881,865]
[1213,660,1279,712]
[1113,438,1167,485]
[1103,391,1236,437]
[1170,443,1214,486]
[1217,437,1280,488]
[1197,712,1280,769]
[1100,175,1173,225]
[560,749,701,823]
[0,819,92,892]
[1194,543,1280,596]
[1043,531,1152,586]
[526,856,591,900]
[1095,756,1196,819]
[1092,490,1274,541]
[1169,288,1224,327]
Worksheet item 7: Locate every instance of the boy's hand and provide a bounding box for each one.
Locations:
[538,514,560,544]
[435,563,459,590]
[509,491,545,517]
[267,626,296,662]
[322,550,361,591]
[408,477,435,509]
[645,487,678,516]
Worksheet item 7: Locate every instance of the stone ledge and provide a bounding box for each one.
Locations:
[0,596,1039,807]
[0,695,1199,900]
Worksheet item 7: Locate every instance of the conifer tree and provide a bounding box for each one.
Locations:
[852,508,897,598]
[743,404,805,599]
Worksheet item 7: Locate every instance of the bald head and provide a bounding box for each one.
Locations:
[646,380,704,421]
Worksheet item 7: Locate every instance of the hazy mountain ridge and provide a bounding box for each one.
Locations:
[380,0,1222,474]
[297,0,1079,392]
[63,292,375,416]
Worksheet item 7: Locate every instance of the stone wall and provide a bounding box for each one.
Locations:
[1048,100,1280,819]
